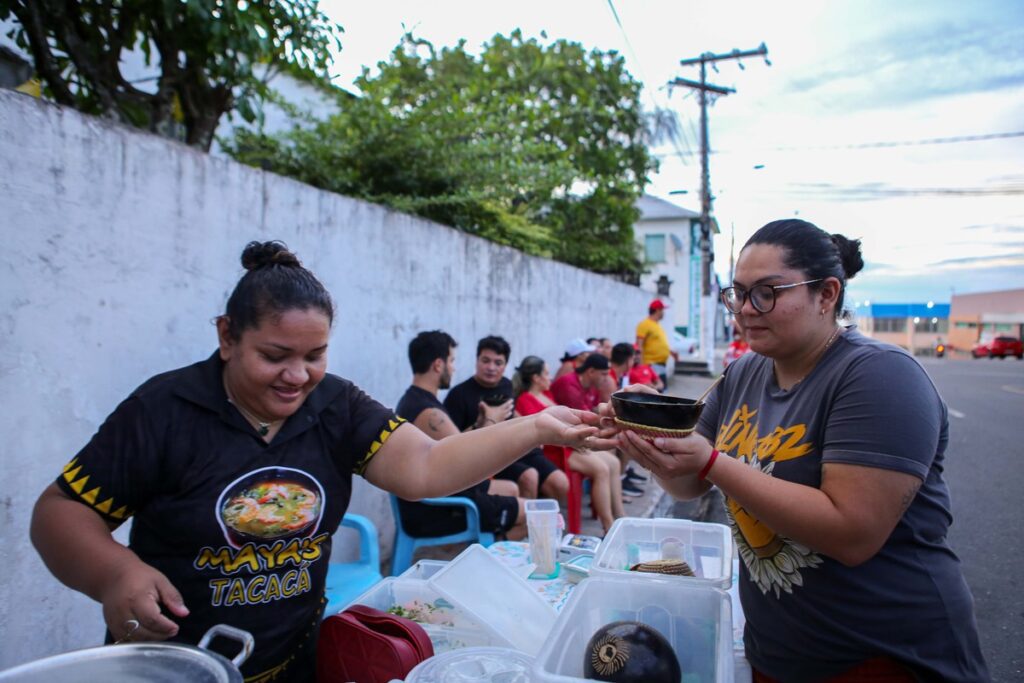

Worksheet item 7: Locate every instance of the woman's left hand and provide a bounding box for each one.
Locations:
[536,405,619,451]
[617,430,714,480]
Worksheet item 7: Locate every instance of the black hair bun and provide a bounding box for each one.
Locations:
[240,240,301,271]
[831,234,864,280]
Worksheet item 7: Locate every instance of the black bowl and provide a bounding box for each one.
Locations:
[482,393,511,407]
[611,391,704,438]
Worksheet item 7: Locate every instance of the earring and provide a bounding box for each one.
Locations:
[820,309,826,316]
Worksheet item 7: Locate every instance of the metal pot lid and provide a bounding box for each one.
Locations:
[0,625,253,683]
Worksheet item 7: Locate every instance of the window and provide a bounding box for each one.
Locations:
[914,318,945,333]
[644,234,666,263]
[873,318,906,333]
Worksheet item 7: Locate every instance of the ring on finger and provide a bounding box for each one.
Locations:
[116,618,141,644]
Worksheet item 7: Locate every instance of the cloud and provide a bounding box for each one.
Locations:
[961,223,1024,233]
[782,18,1024,110]
[782,181,1024,201]
[929,251,1024,268]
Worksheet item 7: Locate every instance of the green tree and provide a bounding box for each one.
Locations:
[0,0,342,150]
[226,31,656,277]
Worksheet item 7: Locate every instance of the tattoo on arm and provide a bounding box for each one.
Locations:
[427,412,446,434]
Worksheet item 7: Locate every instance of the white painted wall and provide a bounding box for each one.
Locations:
[0,89,649,668]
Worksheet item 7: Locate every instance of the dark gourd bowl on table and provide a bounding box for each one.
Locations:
[611,391,705,440]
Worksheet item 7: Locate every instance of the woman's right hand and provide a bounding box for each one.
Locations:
[100,559,189,642]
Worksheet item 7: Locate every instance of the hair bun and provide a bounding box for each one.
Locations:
[830,233,864,280]
[240,240,301,271]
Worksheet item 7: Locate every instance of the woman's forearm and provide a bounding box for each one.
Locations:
[416,414,547,497]
[704,456,902,565]
[657,473,711,501]
[31,484,140,602]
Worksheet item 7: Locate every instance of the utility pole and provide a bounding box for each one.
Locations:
[670,43,768,368]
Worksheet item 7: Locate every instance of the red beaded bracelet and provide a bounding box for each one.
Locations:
[697,449,719,480]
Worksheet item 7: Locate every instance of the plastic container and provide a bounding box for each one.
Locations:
[590,517,733,589]
[346,577,513,653]
[532,575,733,683]
[399,559,449,581]
[404,647,533,683]
[429,544,558,656]
[525,499,562,579]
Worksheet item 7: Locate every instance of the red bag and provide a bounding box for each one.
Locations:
[317,604,434,683]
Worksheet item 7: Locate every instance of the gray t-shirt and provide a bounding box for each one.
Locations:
[698,327,989,682]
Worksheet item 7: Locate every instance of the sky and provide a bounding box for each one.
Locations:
[320,0,1024,306]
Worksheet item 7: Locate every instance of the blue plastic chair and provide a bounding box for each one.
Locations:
[389,495,495,576]
[323,513,384,618]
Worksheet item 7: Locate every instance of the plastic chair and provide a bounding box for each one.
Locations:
[543,445,595,535]
[323,513,384,618]
[389,494,495,576]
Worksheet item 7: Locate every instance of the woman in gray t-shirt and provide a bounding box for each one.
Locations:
[614,219,989,683]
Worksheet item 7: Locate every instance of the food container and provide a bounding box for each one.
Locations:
[532,575,733,683]
[429,544,557,656]
[405,646,533,683]
[590,518,733,589]
[399,559,449,581]
[0,625,253,683]
[347,577,513,653]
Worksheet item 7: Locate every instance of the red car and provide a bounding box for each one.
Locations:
[971,336,1024,359]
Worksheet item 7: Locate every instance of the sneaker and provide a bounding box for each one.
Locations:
[621,480,645,496]
[624,466,648,482]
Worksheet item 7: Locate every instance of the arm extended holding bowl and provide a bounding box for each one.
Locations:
[31,483,189,643]
[365,405,616,500]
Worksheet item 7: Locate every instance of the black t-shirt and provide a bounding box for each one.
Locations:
[443,376,513,431]
[55,353,403,682]
[394,385,487,532]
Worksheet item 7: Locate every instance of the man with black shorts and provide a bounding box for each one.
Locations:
[444,335,570,505]
[395,330,526,539]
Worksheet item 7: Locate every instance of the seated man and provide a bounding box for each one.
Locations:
[396,330,527,540]
[628,345,664,392]
[445,335,569,504]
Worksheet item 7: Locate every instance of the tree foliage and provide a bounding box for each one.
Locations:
[0,0,342,150]
[225,31,657,277]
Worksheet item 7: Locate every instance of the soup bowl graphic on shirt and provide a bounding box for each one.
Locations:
[216,466,325,548]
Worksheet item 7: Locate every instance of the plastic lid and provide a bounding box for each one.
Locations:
[404,647,533,683]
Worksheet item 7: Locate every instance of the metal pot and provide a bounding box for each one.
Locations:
[0,624,253,683]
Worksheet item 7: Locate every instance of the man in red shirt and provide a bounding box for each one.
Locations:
[550,353,609,411]
[628,345,664,391]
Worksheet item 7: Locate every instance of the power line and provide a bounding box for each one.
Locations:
[650,130,1024,159]
[605,0,696,164]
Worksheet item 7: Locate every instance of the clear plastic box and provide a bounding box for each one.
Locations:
[430,544,558,656]
[398,559,448,581]
[345,577,513,653]
[532,575,733,683]
[405,646,534,683]
[590,517,733,589]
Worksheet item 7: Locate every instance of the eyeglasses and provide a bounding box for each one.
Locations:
[721,278,823,314]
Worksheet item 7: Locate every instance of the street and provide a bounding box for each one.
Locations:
[664,356,1024,681]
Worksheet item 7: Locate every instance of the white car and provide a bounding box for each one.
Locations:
[671,332,699,357]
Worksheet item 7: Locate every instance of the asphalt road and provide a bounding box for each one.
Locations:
[923,356,1024,682]
[663,355,1024,681]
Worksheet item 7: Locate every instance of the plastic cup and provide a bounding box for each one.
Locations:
[525,500,562,579]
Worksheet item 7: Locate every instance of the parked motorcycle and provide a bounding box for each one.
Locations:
[935,342,946,358]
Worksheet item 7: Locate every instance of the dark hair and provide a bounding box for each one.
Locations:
[408,330,457,374]
[511,355,546,397]
[576,353,609,373]
[477,335,511,361]
[611,342,634,365]
[744,219,864,317]
[222,241,334,340]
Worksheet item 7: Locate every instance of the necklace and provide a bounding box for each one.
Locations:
[781,325,843,390]
[224,380,278,436]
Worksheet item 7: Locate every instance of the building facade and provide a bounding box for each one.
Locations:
[853,302,950,356]
[633,194,703,337]
[948,288,1024,354]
